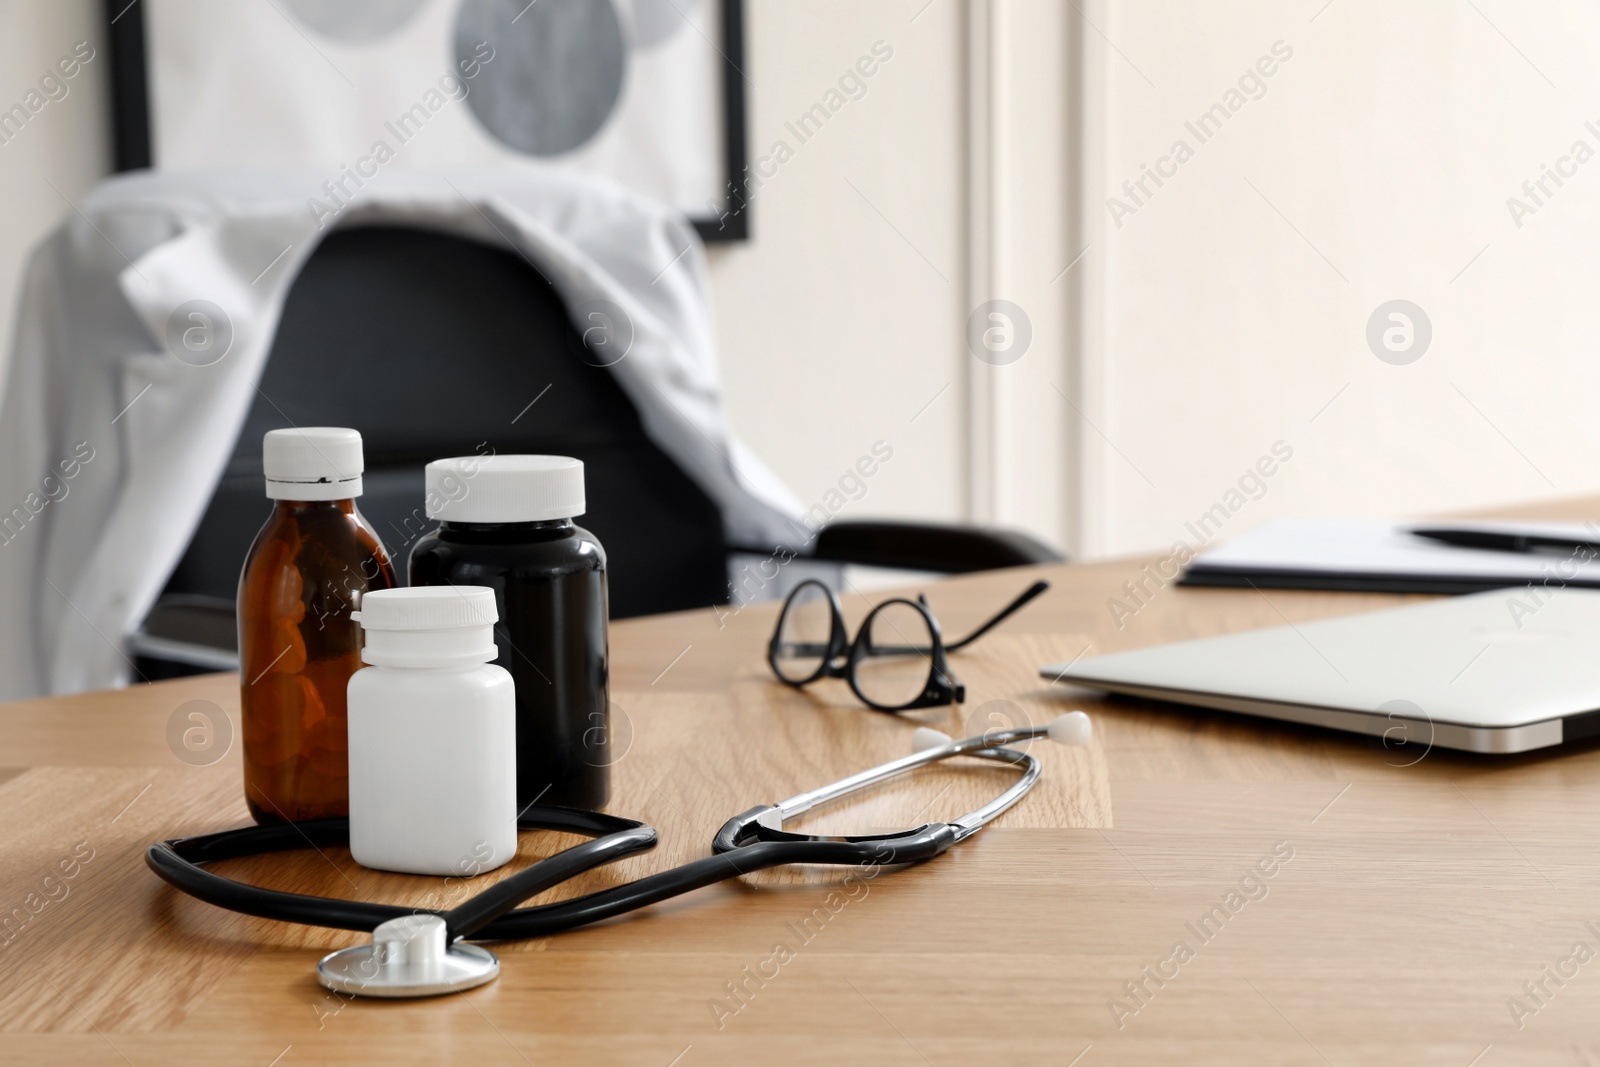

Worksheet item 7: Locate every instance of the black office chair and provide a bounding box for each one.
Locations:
[131,226,1062,678]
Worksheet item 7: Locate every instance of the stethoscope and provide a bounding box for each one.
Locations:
[146,711,1092,998]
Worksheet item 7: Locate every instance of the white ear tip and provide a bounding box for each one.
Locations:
[912,726,953,752]
[1046,711,1092,746]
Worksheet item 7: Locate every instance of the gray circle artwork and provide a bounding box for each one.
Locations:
[1371,698,1433,768]
[456,0,627,157]
[967,300,1033,366]
[165,300,234,367]
[167,699,234,767]
[1365,299,1432,365]
[629,0,700,48]
[280,0,432,43]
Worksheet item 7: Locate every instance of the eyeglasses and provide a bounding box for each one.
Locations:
[766,578,1050,712]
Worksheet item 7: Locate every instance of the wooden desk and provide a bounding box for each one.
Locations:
[4,498,1599,1065]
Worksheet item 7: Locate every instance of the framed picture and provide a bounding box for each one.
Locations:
[104,0,749,241]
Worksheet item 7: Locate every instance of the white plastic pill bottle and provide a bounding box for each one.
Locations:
[348,586,516,877]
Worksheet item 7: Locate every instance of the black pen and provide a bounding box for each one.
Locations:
[1410,526,1600,556]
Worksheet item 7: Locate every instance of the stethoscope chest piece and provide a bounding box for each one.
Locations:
[316,914,499,998]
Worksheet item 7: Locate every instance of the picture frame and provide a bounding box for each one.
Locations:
[103,0,749,242]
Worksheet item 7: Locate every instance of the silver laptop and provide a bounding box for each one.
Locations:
[1039,588,1600,754]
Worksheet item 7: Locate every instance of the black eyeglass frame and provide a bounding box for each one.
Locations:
[766,578,1050,713]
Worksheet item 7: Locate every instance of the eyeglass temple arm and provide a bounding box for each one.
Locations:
[943,580,1050,652]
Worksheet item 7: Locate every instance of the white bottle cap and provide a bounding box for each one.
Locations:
[353,586,500,668]
[263,427,365,501]
[424,455,585,523]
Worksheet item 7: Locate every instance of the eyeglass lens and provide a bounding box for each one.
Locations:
[853,601,936,708]
[772,582,834,683]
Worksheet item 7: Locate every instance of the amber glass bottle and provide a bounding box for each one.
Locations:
[238,428,396,824]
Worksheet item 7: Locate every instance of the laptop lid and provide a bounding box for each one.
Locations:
[1040,588,1600,755]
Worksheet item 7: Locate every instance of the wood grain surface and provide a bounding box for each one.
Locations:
[3,497,1600,1065]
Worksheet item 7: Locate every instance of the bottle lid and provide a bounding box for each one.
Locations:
[263,427,364,501]
[353,587,500,668]
[354,586,498,630]
[424,455,585,523]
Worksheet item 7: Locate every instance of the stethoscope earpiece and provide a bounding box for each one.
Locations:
[1047,710,1094,746]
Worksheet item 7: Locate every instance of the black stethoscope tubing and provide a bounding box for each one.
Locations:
[146,805,956,943]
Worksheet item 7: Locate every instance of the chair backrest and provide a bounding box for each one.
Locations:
[161,225,728,619]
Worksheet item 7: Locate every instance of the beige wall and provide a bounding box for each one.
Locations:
[708,0,1077,555]
[1073,0,1600,558]
[706,1,971,530]
[0,1,108,390]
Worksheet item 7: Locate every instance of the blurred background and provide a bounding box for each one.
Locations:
[2,0,1597,691]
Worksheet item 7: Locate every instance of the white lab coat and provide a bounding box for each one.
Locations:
[0,168,803,699]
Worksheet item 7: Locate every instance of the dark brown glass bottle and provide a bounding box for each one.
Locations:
[238,429,396,824]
